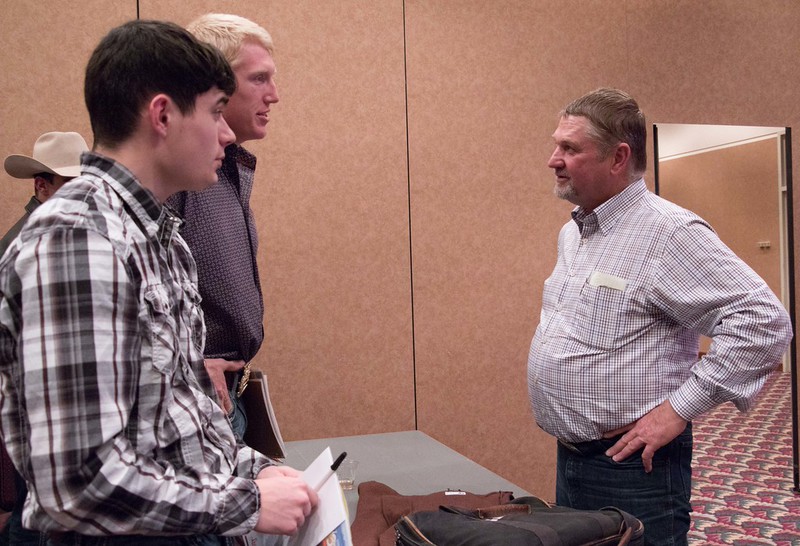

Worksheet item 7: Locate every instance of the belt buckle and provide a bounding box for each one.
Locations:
[236,361,251,398]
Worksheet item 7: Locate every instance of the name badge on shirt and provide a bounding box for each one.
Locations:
[588,271,628,291]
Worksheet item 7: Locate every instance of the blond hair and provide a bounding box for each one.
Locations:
[187,13,274,68]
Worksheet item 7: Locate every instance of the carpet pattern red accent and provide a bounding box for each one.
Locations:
[689,371,800,545]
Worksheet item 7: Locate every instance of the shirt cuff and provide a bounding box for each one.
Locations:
[668,376,718,422]
[252,457,277,478]
[217,476,261,536]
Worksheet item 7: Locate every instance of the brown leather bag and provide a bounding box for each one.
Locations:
[350,480,514,546]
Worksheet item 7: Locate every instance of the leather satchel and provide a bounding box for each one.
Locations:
[394,496,644,546]
[350,480,515,546]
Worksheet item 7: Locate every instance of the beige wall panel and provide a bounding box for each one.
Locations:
[627,0,800,184]
[140,1,415,439]
[628,1,800,128]
[405,1,629,498]
[659,139,782,297]
[0,1,134,237]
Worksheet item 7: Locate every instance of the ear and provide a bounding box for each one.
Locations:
[147,94,173,138]
[33,175,49,199]
[609,142,632,176]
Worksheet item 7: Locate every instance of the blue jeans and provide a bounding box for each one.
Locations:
[1,472,46,545]
[556,424,693,546]
[228,382,248,441]
[5,507,46,545]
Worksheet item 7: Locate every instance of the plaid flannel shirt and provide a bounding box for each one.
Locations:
[0,153,270,536]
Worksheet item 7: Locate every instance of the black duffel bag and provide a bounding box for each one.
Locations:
[395,495,644,546]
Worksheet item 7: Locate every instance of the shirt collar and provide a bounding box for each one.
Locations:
[221,143,257,202]
[572,178,647,235]
[81,151,166,240]
[224,143,257,171]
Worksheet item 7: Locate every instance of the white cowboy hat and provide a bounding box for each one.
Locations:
[4,131,89,179]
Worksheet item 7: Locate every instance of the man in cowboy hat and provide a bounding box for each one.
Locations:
[0,131,89,256]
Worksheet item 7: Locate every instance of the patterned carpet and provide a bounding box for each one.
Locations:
[689,371,800,545]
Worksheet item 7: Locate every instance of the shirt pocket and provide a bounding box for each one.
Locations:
[143,283,179,375]
[570,275,630,351]
[181,280,206,354]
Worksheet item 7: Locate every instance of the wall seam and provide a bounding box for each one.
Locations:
[401,0,418,431]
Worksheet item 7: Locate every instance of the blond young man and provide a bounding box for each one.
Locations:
[168,14,280,441]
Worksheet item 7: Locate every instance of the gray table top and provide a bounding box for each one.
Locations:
[283,430,530,521]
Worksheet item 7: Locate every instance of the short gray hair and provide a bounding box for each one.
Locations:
[562,88,647,179]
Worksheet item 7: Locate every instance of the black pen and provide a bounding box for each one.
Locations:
[311,451,347,492]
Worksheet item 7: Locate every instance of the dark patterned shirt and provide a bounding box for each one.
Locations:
[168,144,264,362]
[0,153,270,536]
